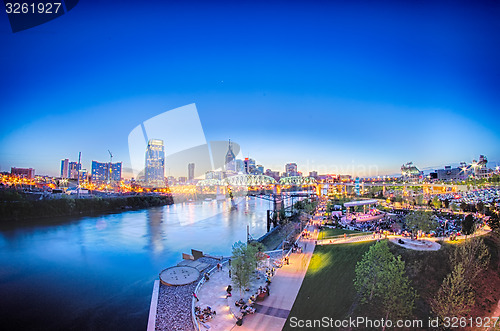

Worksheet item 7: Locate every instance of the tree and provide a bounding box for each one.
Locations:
[450,237,490,283]
[354,241,416,323]
[432,263,475,320]
[450,203,460,213]
[476,201,485,214]
[231,241,264,296]
[443,199,450,209]
[460,201,468,212]
[461,214,475,238]
[485,211,499,230]
[432,196,442,209]
[405,211,438,235]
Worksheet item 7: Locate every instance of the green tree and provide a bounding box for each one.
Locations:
[354,241,416,323]
[431,263,475,320]
[461,214,475,238]
[405,211,438,234]
[443,199,450,209]
[485,211,499,230]
[450,203,460,213]
[476,201,485,214]
[231,241,264,297]
[450,237,490,283]
[432,196,442,209]
[460,201,468,212]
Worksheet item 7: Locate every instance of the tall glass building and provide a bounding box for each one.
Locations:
[91,161,122,183]
[225,139,236,173]
[145,139,165,187]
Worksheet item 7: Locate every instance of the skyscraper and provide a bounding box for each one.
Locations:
[61,159,69,178]
[225,139,236,173]
[69,161,81,179]
[188,163,195,182]
[145,139,165,187]
[244,158,256,174]
[91,161,122,183]
[285,163,298,176]
[91,161,107,183]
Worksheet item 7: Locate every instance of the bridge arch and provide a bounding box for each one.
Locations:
[279,176,317,186]
[222,174,277,186]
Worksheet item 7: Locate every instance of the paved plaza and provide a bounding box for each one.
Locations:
[195,218,321,331]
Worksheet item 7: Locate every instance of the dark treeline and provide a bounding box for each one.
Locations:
[0,191,173,221]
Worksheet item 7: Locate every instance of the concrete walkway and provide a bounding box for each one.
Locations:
[237,221,320,331]
[194,219,321,331]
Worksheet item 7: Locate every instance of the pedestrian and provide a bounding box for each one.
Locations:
[217,263,221,271]
[229,269,231,278]
[193,292,199,302]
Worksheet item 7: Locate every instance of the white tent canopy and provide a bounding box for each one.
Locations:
[344,199,379,207]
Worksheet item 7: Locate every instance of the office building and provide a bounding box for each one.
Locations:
[11,167,35,179]
[145,139,165,187]
[91,161,122,183]
[69,161,81,179]
[188,163,195,182]
[285,163,299,177]
[235,159,245,173]
[244,158,256,174]
[61,159,69,178]
[225,139,236,173]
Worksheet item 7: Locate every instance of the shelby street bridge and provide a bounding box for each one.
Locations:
[194,174,465,196]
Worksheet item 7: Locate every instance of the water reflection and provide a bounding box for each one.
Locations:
[146,207,164,254]
[0,197,279,330]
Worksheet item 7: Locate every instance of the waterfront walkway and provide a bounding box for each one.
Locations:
[195,218,321,331]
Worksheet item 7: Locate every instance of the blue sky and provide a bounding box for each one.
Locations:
[1,0,499,178]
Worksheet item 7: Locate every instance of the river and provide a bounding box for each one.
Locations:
[0,196,278,330]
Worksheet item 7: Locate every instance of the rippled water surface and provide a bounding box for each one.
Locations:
[0,197,276,330]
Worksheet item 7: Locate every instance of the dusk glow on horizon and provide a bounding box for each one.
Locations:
[1,1,499,178]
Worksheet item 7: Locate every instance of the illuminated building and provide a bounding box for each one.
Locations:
[11,167,35,179]
[244,158,256,174]
[69,161,81,179]
[285,163,299,177]
[225,139,236,173]
[91,161,122,183]
[61,159,69,178]
[401,162,422,181]
[145,139,165,187]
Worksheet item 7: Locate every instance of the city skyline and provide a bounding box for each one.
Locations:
[1,1,499,178]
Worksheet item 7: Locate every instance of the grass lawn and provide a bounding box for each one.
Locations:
[283,232,500,330]
[319,227,362,238]
[283,242,374,330]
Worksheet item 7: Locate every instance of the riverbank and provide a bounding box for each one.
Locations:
[258,214,305,250]
[0,193,173,222]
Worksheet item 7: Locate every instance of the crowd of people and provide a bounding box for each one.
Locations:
[194,305,216,323]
